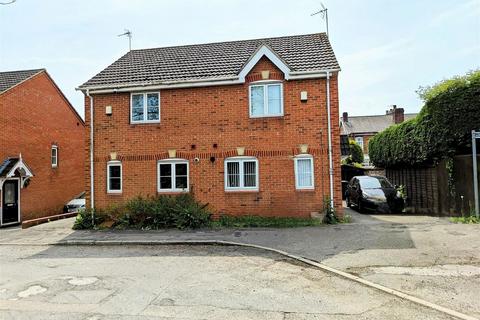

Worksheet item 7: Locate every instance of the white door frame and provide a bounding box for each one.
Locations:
[0,177,21,226]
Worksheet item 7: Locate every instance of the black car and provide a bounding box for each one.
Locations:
[345,176,404,213]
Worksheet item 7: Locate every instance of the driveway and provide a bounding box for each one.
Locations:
[1,209,479,319]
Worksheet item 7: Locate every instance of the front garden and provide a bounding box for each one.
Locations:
[73,194,348,230]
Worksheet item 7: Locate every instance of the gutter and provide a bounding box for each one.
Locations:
[76,69,341,94]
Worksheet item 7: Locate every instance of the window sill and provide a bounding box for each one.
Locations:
[107,192,122,195]
[225,189,259,193]
[249,114,284,119]
[130,121,161,125]
[295,188,315,192]
[157,190,189,194]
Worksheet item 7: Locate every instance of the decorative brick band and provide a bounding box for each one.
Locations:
[95,147,326,163]
[246,72,284,82]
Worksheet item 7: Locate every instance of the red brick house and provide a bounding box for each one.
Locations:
[340,106,417,164]
[0,69,85,226]
[78,33,342,217]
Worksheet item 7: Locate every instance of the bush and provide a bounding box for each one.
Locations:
[72,208,105,230]
[73,194,212,230]
[342,140,364,165]
[369,70,480,168]
[349,140,364,164]
[322,197,339,224]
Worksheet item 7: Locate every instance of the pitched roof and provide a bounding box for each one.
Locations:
[0,158,18,177]
[79,33,339,90]
[0,69,44,94]
[341,113,418,135]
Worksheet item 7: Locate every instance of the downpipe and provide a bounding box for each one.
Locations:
[86,89,95,223]
[326,72,335,209]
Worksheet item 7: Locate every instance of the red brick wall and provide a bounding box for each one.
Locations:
[0,72,85,220]
[85,57,342,217]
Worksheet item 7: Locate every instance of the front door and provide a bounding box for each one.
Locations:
[2,180,19,225]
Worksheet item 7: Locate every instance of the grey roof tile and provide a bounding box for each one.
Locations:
[80,33,339,89]
[341,113,418,135]
[0,69,44,94]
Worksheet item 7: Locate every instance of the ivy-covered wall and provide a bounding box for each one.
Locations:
[369,70,480,168]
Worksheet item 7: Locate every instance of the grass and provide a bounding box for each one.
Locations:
[211,215,323,228]
[450,215,479,224]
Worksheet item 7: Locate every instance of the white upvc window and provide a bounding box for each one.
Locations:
[294,155,314,190]
[355,137,364,151]
[224,157,259,191]
[130,92,160,123]
[51,145,58,168]
[249,82,283,117]
[107,161,122,194]
[157,159,189,192]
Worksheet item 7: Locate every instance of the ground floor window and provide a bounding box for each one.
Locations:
[107,161,122,193]
[157,159,189,192]
[224,157,259,191]
[294,155,314,190]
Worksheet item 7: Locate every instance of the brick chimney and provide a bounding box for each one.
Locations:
[342,112,348,123]
[386,105,404,124]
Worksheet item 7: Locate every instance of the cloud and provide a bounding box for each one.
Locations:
[429,0,480,27]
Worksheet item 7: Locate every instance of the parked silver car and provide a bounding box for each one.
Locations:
[63,192,86,213]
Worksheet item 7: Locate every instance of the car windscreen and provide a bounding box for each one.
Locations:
[359,177,393,189]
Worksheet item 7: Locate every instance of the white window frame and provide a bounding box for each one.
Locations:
[294,155,315,190]
[107,161,122,194]
[248,81,284,118]
[130,92,161,124]
[224,157,259,191]
[157,159,189,193]
[355,137,364,151]
[51,145,58,168]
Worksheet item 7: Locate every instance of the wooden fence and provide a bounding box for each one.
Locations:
[384,155,479,216]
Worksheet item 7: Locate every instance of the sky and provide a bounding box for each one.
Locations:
[1,0,479,119]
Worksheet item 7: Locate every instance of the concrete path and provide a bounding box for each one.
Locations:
[1,209,479,319]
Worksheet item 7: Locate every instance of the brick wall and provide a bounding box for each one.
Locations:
[84,57,342,217]
[0,72,85,220]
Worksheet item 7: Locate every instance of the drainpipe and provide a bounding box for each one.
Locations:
[86,89,94,212]
[326,71,335,209]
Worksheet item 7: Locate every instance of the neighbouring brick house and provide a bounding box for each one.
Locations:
[340,106,417,164]
[0,69,85,226]
[78,33,342,217]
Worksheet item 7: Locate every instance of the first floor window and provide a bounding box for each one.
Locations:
[51,145,58,168]
[249,82,283,117]
[107,161,122,193]
[131,92,160,123]
[225,157,258,191]
[294,155,314,190]
[158,159,189,192]
[355,137,364,151]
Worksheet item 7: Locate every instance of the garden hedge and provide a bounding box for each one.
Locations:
[369,70,480,168]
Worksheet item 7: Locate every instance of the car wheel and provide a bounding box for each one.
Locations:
[346,196,351,208]
[357,201,364,213]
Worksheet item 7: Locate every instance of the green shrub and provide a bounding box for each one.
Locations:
[322,197,339,224]
[450,215,479,224]
[342,141,364,166]
[73,194,212,230]
[349,140,364,164]
[72,208,105,230]
[369,70,480,168]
